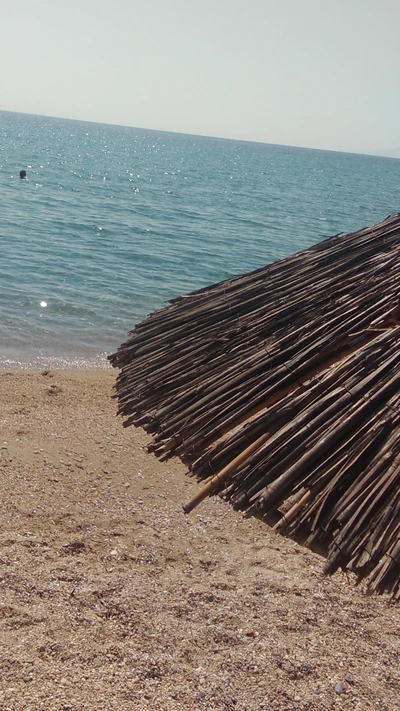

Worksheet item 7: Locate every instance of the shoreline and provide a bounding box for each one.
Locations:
[0,369,398,710]
[0,352,113,370]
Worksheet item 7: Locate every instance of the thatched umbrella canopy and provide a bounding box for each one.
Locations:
[109,213,400,597]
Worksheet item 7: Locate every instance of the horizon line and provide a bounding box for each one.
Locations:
[1,107,399,162]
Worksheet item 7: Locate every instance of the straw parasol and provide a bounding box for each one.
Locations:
[109,213,400,596]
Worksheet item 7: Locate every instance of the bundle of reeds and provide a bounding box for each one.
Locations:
[109,213,400,596]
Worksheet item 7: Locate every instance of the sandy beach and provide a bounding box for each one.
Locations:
[0,369,399,710]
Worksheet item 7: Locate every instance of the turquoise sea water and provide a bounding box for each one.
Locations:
[1,110,399,368]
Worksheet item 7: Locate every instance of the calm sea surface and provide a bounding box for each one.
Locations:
[1,110,399,368]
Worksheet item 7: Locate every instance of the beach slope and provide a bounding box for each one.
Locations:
[0,370,398,710]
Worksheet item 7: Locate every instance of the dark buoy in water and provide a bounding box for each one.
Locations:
[19,169,27,179]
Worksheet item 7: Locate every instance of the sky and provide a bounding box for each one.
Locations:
[1,0,399,157]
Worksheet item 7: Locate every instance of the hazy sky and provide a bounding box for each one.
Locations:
[1,0,399,156]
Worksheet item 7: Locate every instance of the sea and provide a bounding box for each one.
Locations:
[1,109,399,369]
